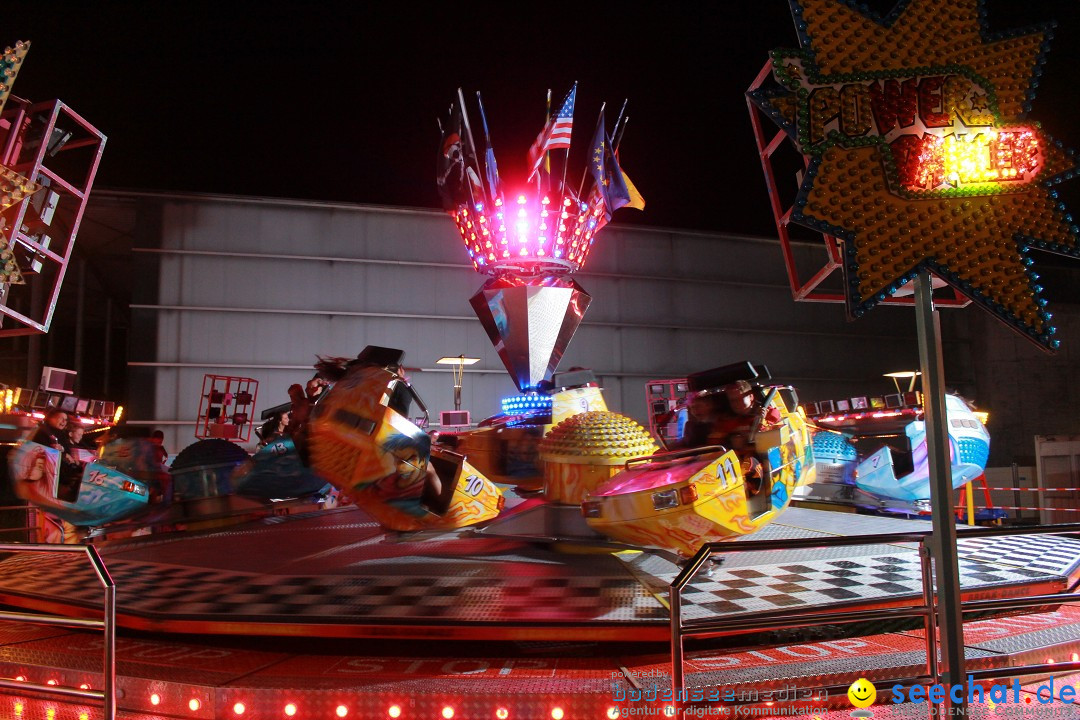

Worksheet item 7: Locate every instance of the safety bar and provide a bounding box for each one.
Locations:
[0,543,115,719]
[625,446,728,470]
[748,387,778,443]
[670,523,1080,712]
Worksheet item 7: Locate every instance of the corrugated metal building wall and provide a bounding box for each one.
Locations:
[114,192,986,457]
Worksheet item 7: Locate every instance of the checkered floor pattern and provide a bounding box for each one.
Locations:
[0,551,668,624]
[956,533,1080,577]
[670,553,1056,621]
[0,510,1074,631]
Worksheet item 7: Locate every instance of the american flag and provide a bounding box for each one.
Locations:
[528,84,576,179]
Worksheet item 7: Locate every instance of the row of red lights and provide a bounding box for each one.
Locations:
[15,671,1080,718]
[9,686,675,720]
[454,192,605,272]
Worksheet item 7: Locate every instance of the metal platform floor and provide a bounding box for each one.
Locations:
[0,507,1076,641]
[0,507,1077,718]
[0,607,1078,719]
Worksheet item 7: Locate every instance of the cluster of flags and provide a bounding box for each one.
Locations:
[527,84,576,179]
[436,84,644,224]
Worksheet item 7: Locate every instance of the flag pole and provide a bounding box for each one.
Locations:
[611,99,628,144]
[558,81,578,203]
[476,91,499,204]
[544,89,552,194]
[613,116,630,152]
[457,88,480,156]
[576,102,607,201]
[457,87,482,196]
[450,101,480,212]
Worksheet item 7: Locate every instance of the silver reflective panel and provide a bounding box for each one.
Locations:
[469,276,591,392]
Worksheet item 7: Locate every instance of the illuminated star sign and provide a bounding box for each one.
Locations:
[749,0,1080,351]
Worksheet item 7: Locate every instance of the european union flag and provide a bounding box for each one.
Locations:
[587,110,631,219]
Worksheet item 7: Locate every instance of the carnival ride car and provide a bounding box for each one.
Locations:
[7,352,814,558]
[578,361,815,556]
[306,353,504,532]
[798,391,991,514]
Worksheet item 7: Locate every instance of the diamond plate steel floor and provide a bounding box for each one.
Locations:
[0,507,1073,641]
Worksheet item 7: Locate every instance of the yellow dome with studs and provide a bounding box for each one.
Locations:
[540,411,659,466]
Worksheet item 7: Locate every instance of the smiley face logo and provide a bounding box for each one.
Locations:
[848,678,877,708]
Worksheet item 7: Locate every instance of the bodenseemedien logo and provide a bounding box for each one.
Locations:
[848,678,876,718]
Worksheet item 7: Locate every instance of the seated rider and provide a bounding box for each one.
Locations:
[676,380,781,483]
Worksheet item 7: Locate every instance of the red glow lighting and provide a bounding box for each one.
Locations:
[388,706,402,719]
[14,675,25,682]
[901,127,1040,192]
[607,709,620,720]
[336,705,349,717]
[551,708,565,720]
[189,698,202,711]
[45,679,57,685]
[233,702,246,715]
[149,693,161,706]
[496,708,509,719]
[284,703,298,717]
[442,707,455,719]
[451,189,610,275]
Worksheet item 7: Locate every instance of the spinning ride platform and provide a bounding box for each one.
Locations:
[0,507,1077,719]
[0,508,1076,642]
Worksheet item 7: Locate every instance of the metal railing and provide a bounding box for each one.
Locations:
[670,523,1080,711]
[0,543,115,720]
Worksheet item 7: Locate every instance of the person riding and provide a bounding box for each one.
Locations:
[676,380,781,487]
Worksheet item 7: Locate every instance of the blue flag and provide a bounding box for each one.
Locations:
[587,110,631,219]
[477,92,501,206]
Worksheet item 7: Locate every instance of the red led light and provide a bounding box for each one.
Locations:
[551,708,564,720]
[189,698,202,711]
[388,706,402,719]
[150,693,161,706]
[79,683,91,690]
[14,675,25,682]
[46,679,57,685]
[1072,653,1079,662]
[442,707,455,719]
[233,702,246,715]
[900,127,1040,192]
[606,709,620,720]
[336,705,349,717]
[496,708,509,719]
[284,703,298,717]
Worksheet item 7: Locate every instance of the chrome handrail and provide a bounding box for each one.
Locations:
[0,543,115,720]
[670,523,1080,711]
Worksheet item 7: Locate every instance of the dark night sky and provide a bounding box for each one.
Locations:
[9,0,1080,237]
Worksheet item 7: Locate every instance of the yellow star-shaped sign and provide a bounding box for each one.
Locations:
[750,0,1079,350]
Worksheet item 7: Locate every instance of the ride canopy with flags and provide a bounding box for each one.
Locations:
[436,85,643,275]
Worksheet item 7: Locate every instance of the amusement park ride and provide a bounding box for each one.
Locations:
[2,2,1080,717]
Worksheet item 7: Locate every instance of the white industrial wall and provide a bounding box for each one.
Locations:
[117,192,977,454]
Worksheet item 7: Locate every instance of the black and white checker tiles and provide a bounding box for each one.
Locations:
[956,534,1080,577]
[623,549,1062,623]
[0,552,670,624]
